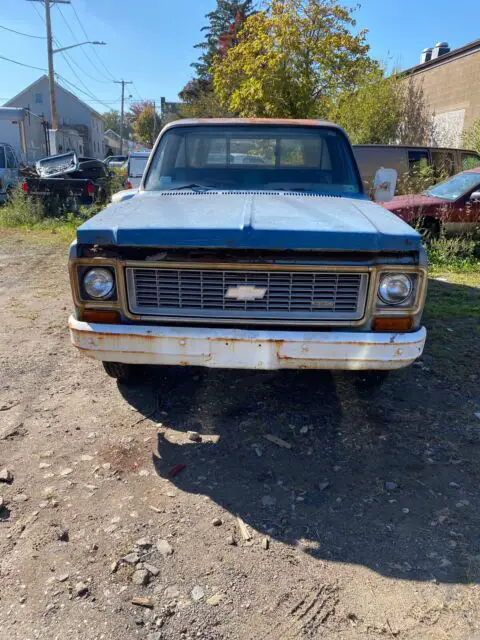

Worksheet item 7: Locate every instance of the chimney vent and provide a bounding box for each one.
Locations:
[421,47,432,63]
[431,42,450,59]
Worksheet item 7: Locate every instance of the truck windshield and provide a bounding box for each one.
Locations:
[425,172,480,201]
[129,156,149,178]
[144,125,362,195]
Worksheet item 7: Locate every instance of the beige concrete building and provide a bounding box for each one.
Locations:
[403,39,480,147]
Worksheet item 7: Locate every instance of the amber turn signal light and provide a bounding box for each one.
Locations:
[373,317,413,332]
[81,310,121,324]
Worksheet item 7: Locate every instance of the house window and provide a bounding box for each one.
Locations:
[35,93,43,104]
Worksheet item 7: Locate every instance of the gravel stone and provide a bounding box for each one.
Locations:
[134,537,153,548]
[122,552,140,565]
[144,563,160,577]
[0,468,13,484]
[74,581,89,597]
[157,539,173,558]
[164,586,180,599]
[191,585,205,601]
[132,569,150,586]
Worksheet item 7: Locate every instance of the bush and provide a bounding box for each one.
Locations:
[427,235,480,271]
[462,119,480,155]
[0,188,45,227]
[107,167,127,197]
[0,187,102,232]
[396,159,444,196]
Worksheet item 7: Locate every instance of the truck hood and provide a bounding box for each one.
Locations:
[76,191,421,252]
[383,194,445,211]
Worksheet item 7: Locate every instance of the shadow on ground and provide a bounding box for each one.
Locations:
[118,279,480,585]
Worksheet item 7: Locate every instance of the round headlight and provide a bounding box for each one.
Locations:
[378,273,413,305]
[83,268,114,299]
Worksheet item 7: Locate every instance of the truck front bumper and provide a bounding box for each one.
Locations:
[68,316,426,371]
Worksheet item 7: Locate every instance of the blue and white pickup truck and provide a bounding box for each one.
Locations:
[68,119,427,385]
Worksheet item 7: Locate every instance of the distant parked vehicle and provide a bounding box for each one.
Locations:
[125,151,150,189]
[22,151,112,209]
[382,167,480,240]
[105,155,127,168]
[353,144,480,190]
[0,143,21,204]
[0,107,47,165]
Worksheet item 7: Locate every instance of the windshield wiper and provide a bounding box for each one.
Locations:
[167,183,215,192]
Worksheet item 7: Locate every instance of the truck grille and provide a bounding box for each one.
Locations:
[126,267,368,323]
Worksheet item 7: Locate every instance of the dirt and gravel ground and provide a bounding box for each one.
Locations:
[1,231,480,640]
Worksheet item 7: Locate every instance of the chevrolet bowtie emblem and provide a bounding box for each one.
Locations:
[225,285,267,301]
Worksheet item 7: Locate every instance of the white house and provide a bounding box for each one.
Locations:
[4,75,105,159]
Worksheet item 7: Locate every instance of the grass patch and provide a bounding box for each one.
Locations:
[423,271,480,376]
[425,271,480,319]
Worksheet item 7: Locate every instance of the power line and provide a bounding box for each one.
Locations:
[132,82,144,102]
[0,53,47,72]
[0,24,46,39]
[70,1,116,81]
[56,4,112,84]
[28,1,113,112]
[55,73,114,111]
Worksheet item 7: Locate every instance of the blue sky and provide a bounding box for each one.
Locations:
[1,0,479,114]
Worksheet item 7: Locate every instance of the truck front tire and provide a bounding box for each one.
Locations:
[102,361,138,383]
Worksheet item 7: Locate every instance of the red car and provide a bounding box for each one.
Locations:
[383,168,480,239]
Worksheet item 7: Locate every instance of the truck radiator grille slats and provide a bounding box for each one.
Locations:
[126,267,368,322]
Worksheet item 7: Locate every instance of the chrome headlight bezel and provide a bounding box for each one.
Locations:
[81,267,116,300]
[377,273,414,306]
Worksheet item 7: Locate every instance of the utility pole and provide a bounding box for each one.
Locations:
[114,80,132,155]
[28,0,70,130]
[27,1,105,133]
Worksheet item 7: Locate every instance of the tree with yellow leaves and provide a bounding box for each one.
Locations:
[213,0,378,119]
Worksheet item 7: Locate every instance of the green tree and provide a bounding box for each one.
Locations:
[213,0,378,118]
[102,110,132,138]
[331,71,402,144]
[179,89,230,118]
[331,71,435,145]
[130,102,162,147]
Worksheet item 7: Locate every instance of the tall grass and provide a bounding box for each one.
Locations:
[0,187,100,232]
[427,235,479,272]
[396,160,446,196]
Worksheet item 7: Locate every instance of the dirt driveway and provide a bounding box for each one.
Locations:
[1,232,480,640]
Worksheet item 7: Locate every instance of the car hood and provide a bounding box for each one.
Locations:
[383,193,445,211]
[76,191,421,252]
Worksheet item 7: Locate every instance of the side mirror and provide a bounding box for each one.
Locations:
[470,191,480,202]
[373,167,397,202]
